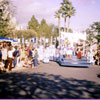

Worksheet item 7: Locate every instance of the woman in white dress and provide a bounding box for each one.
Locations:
[43,46,50,63]
[1,44,7,68]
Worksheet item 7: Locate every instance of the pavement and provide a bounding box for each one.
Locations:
[0,62,100,99]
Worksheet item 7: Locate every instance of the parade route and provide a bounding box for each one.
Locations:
[0,0,100,99]
[0,62,100,99]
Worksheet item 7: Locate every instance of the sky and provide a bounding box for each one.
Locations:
[13,0,100,31]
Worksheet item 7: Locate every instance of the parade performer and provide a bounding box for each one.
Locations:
[77,49,82,59]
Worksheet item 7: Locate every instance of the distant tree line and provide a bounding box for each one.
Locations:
[0,0,58,40]
[1,0,76,41]
[15,16,58,40]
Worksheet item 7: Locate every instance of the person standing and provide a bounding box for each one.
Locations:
[33,50,38,68]
[7,46,14,71]
[20,46,25,61]
[77,49,82,59]
[0,58,6,73]
[13,46,20,67]
[1,44,7,68]
[0,43,2,59]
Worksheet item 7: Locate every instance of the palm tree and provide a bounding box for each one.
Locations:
[60,0,75,33]
[61,0,70,32]
[55,9,62,43]
[67,4,75,32]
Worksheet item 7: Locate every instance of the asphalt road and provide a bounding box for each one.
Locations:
[0,62,100,99]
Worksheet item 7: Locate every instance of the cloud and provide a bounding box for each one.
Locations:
[14,0,59,28]
[79,0,96,6]
[14,0,99,31]
[70,0,96,7]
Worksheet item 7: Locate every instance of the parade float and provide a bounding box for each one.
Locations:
[56,32,91,67]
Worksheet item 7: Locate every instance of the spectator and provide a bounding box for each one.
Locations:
[0,58,5,73]
[33,50,38,68]
[13,46,20,67]
[0,43,2,59]
[6,46,14,71]
[1,44,7,68]
[77,49,82,59]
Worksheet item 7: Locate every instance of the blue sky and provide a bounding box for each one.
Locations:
[13,0,100,31]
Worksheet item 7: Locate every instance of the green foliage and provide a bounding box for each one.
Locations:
[95,35,100,42]
[52,27,59,38]
[27,16,58,40]
[60,0,76,18]
[55,0,75,32]
[55,9,62,36]
[0,0,10,37]
[39,19,54,39]
[28,17,58,40]
[61,0,69,17]
[86,22,100,43]
[41,19,46,26]
[91,22,100,33]
[55,11,60,18]
[68,28,73,33]
[15,29,36,40]
[28,15,39,32]
[0,0,15,37]
[39,19,47,37]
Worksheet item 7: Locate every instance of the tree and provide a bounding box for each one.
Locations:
[28,15,39,32]
[61,0,69,32]
[86,28,95,43]
[67,4,75,32]
[90,22,100,42]
[39,19,47,37]
[27,15,56,41]
[52,27,59,38]
[15,29,36,40]
[0,0,15,37]
[60,0,75,32]
[55,10,61,35]
[46,24,54,39]
[68,28,73,33]
[39,19,54,39]
[87,22,100,42]
[55,9,62,44]
[86,22,100,49]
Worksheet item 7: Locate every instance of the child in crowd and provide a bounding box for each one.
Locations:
[23,57,33,68]
[99,58,100,66]
[0,59,5,73]
[20,58,25,67]
[33,50,38,68]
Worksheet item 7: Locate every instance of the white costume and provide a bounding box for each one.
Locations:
[38,45,44,61]
[43,47,50,63]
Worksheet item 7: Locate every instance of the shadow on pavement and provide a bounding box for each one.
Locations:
[0,72,100,99]
[97,74,100,78]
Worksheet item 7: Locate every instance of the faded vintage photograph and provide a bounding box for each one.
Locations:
[0,0,100,99]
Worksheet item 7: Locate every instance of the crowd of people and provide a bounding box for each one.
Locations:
[0,42,39,73]
[0,41,100,73]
